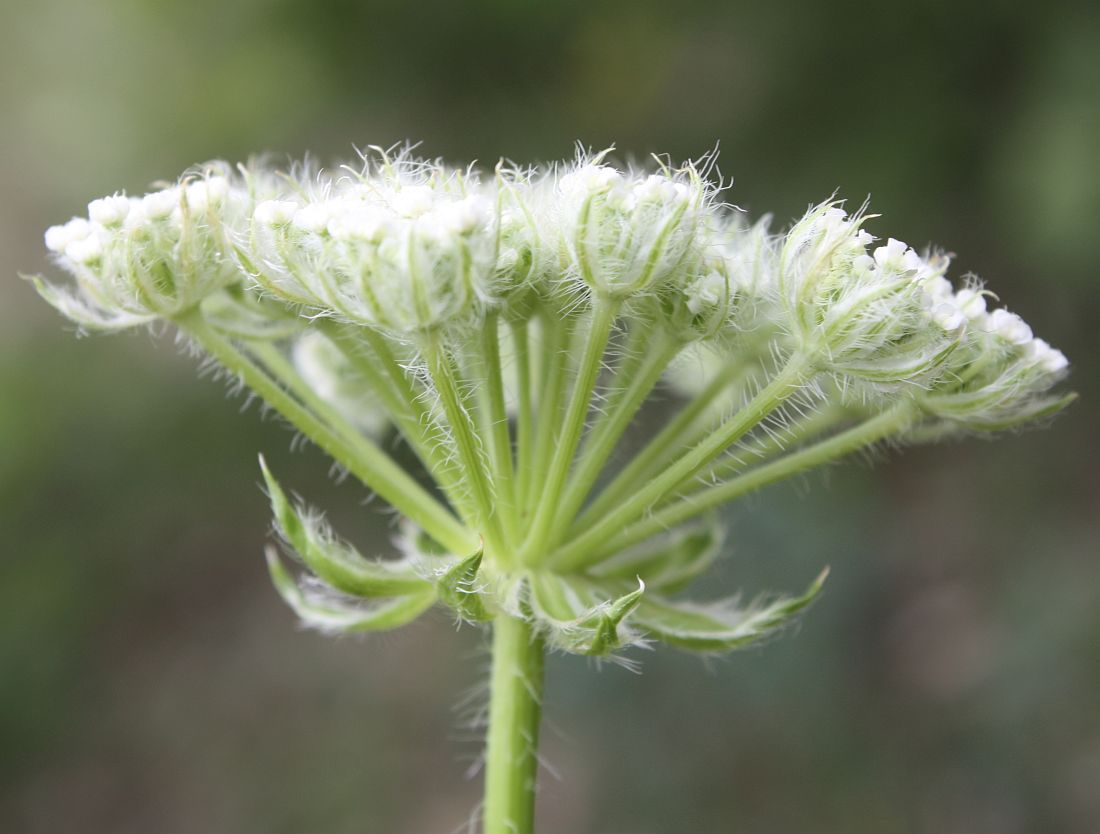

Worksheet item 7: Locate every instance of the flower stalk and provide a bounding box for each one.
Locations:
[483,615,546,834]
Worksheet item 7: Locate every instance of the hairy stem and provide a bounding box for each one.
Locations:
[522,301,618,564]
[593,402,916,559]
[478,313,520,545]
[319,322,467,510]
[244,339,377,453]
[551,329,682,538]
[677,405,845,501]
[524,312,574,521]
[511,319,535,517]
[550,355,810,571]
[575,359,746,530]
[424,335,507,555]
[483,615,545,834]
[180,314,475,555]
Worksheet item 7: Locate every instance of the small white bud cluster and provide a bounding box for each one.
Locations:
[553,154,717,300]
[915,286,1069,429]
[492,164,556,315]
[776,204,960,394]
[37,165,246,329]
[697,215,779,343]
[246,153,507,335]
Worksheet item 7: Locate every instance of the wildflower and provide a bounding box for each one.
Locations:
[32,143,1073,834]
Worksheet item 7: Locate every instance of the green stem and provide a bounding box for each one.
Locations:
[360,328,476,518]
[479,313,520,544]
[179,314,475,555]
[320,322,471,521]
[677,405,844,501]
[591,403,915,560]
[522,301,618,564]
[511,319,535,517]
[524,312,574,519]
[552,330,682,537]
[550,355,809,571]
[483,615,545,834]
[424,335,507,555]
[244,339,376,453]
[575,358,745,531]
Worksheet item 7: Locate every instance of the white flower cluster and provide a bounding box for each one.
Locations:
[661,204,1069,428]
[38,165,246,329]
[553,159,718,300]
[33,147,1069,431]
[240,150,722,336]
[771,205,957,396]
[247,156,503,334]
[916,274,1070,429]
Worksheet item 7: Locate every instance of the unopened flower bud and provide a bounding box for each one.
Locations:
[64,232,103,264]
[44,217,91,253]
[954,287,987,320]
[987,308,1033,345]
[244,152,508,335]
[778,204,957,393]
[555,155,714,299]
[88,195,130,226]
[254,199,299,226]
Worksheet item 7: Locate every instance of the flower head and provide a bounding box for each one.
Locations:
[551,151,721,302]
[31,143,1073,655]
[245,150,507,336]
[776,204,963,398]
[35,163,246,329]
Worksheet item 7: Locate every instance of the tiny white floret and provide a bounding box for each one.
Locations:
[988,308,1033,345]
[44,218,92,252]
[254,200,300,226]
[65,232,103,264]
[873,238,910,269]
[954,288,987,320]
[141,189,179,220]
[392,186,435,218]
[88,195,130,226]
[292,203,333,233]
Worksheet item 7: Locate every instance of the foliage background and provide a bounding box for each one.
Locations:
[2,1,1098,832]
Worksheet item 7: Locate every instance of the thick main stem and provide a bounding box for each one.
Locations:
[483,615,545,834]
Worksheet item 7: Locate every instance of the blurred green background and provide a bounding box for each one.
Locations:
[2,1,1098,832]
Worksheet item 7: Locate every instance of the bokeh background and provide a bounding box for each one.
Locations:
[2,1,1098,832]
